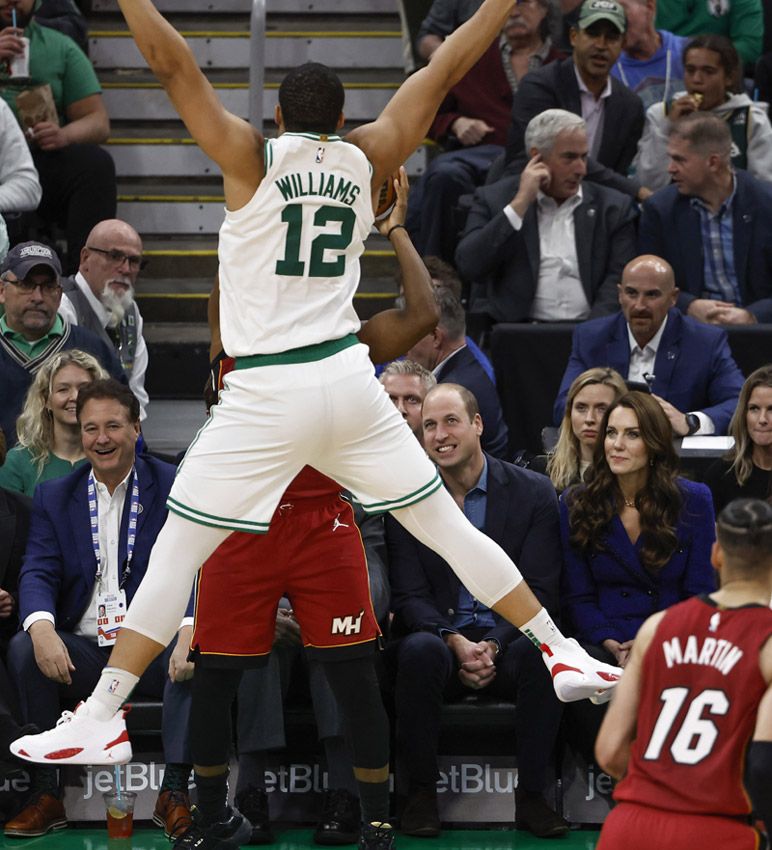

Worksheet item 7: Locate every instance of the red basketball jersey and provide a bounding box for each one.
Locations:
[614,595,772,818]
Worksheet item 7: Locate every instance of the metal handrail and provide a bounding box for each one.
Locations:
[249,0,267,127]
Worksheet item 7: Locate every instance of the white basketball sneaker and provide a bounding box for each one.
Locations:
[10,703,132,765]
[541,638,622,703]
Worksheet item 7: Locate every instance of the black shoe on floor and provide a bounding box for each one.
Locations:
[314,788,361,845]
[358,821,395,850]
[234,786,273,845]
[515,790,569,839]
[173,806,253,850]
[400,784,440,837]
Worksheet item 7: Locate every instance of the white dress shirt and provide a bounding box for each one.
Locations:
[503,189,591,321]
[626,316,715,434]
[59,272,150,421]
[575,65,612,159]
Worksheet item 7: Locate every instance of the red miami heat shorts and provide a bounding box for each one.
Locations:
[191,491,381,666]
[597,802,766,850]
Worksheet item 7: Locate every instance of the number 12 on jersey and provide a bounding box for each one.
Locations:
[276,204,356,278]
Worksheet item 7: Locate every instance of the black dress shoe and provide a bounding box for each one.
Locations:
[234,786,273,845]
[515,789,569,838]
[400,785,440,837]
[314,788,360,845]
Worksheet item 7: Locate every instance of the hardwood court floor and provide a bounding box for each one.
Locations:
[0,827,602,849]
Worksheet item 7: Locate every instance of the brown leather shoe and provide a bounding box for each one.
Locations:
[4,792,67,837]
[153,789,193,840]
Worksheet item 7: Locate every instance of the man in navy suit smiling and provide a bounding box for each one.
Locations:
[554,254,744,435]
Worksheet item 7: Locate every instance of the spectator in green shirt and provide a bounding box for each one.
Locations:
[0,0,116,273]
[0,348,106,496]
[655,0,763,66]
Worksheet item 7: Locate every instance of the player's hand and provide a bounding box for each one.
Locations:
[0,26,25,61]
[511,154,551,212]
[375,166,409,237]
[651,394,689,436]
[29,621,76,684]
[450,117,495,147]
[458,641,497,689]
[274,607,302,648]
[0,589,15,618]
[168,625,194,682]
[29,122,68,152]
[669,93,700,121]
[704,304,756,325]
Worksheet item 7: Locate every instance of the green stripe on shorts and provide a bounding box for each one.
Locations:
[354,471,443,514]
[167,496,270,534]
[235,334,358,369]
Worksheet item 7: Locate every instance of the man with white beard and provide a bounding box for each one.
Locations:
[58,219,150,419]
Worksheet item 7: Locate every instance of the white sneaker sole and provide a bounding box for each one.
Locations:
[11,735,132,765]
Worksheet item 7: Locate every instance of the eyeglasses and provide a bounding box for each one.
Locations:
[87,246,148,271]
[1,275,61,295]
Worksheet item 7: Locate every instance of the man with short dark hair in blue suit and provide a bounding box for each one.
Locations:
[385,383,566,840]
[5,380,193,840]
[554,255,744,436]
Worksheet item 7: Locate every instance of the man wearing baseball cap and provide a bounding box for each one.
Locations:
[505,0,650,202]
[0,241,124,447]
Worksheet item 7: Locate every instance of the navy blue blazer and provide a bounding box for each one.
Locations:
[18,455,186,629]
[553,308,744,434]
[435,346,509,459]
[385,454,562,652]
[559,478,717,646]
[638,170,772,321]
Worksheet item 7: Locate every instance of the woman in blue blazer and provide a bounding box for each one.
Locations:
[560,392,716,669]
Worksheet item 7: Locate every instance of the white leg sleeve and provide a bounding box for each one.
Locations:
[123,512,230,646]
[391,488,523,608]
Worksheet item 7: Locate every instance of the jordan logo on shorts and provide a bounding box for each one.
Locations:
[332,514,350,532]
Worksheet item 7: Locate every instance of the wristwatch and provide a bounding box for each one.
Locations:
[685,413,700,436]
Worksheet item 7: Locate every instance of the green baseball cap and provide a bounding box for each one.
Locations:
[577,0,627,33]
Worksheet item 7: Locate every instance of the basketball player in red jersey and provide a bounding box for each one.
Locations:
[595,497,772,850]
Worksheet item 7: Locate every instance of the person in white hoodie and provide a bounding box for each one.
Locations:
[634,34,772,191]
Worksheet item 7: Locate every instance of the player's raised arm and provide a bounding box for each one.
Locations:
[348,0,514,187]
[358,168,438,363]
[595,612,664,780]
[116,0,262,196]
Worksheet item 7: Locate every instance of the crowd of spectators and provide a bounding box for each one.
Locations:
[0,0,771,843]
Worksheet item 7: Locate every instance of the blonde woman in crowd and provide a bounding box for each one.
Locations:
[705,365,772,513]
[545,367,627,491]
[0,350,107,496]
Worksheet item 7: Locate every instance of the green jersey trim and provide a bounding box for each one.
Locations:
[235,333,358,368]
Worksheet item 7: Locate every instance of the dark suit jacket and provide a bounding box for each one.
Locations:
[0,486,31,643]
[385,454,562,653]
[504,57,645,197]
[456,177,637,322]
[559,479,716,645]
[638,170,772,321]
[553,308,744,434]
[435,346,509,459]
[18,455,189,629]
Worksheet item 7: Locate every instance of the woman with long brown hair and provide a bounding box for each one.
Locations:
[560,392,716,668]
[705,365,772,513]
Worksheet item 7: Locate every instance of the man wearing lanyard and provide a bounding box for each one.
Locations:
[4,379,194,839]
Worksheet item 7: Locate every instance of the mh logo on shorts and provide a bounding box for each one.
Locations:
[332,610,365,636]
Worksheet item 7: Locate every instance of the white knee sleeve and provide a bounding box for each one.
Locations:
[123,513,229,646]
[392,488,523,607]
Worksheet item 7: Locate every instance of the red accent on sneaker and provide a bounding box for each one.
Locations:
[104,730,130,750]
[597,671,621,682]
[549,662,582,680]
[44,748,84,760]
[540,643,554,657]
[18,749,29,757]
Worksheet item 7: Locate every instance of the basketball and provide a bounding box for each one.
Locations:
[374,177,397,221]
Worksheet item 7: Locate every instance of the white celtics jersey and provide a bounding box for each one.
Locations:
[218,132,374,356]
